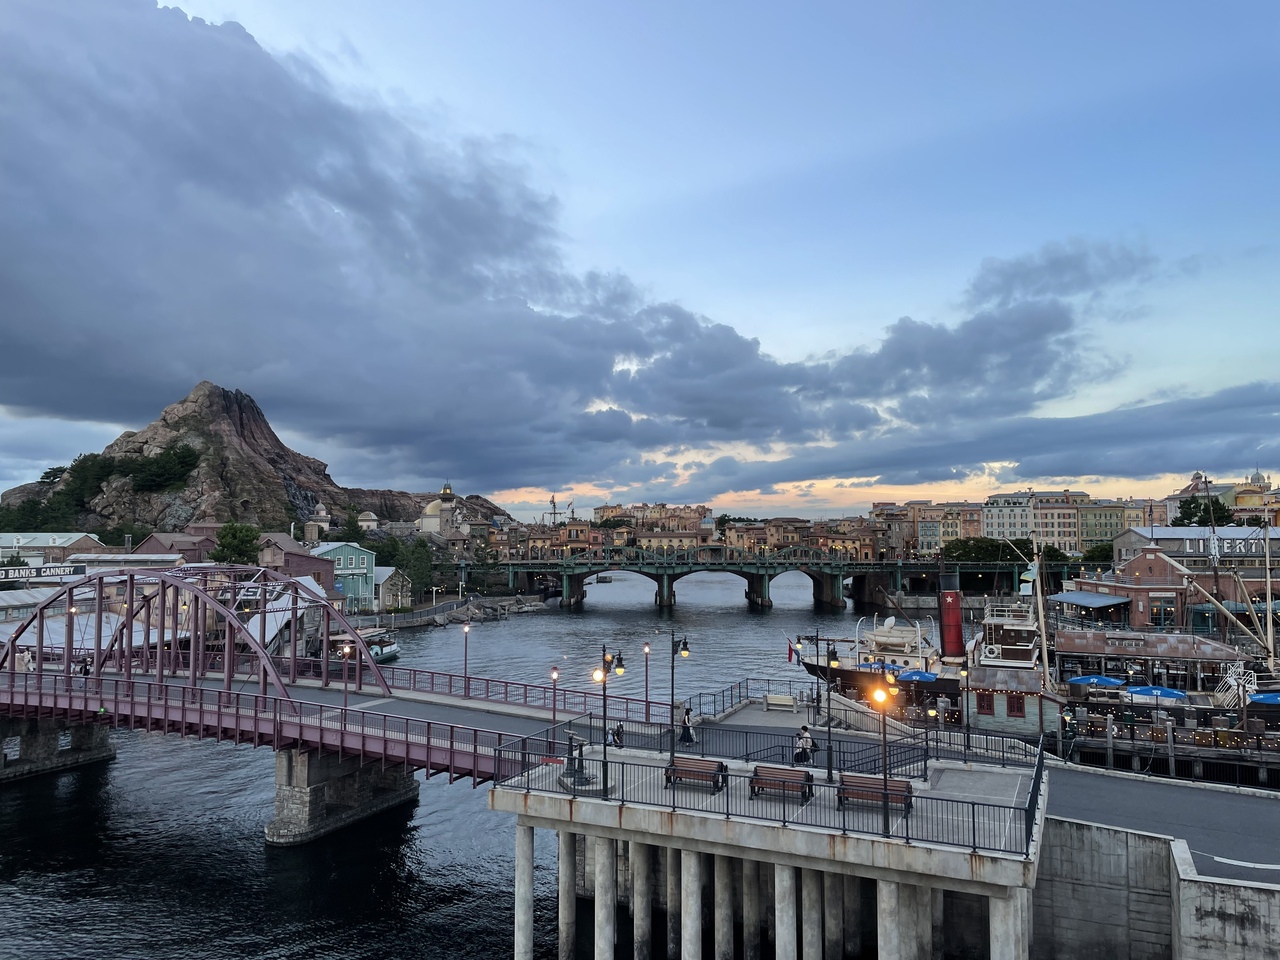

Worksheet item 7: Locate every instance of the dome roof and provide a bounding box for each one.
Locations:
[358,511,377,520]
[422,500,442,517]
[1251,470,1265,484]
[313,503,328,516]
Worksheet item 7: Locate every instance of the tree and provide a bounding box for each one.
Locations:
[373,534,404,567]
[1081,543,1114,563]
[337,507,364,544]
[404,538,435,604]
[40,466,67,484]
[1172,495,1233,527]
[1244,516,1267,527]
[0,555,29,592]
[208,522,262,565]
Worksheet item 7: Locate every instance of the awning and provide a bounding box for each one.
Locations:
[1046,591,1131,610]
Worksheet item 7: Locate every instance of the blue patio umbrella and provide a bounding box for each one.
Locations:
[1126,685,1188,700]
[1068,675,1126,687]
[896,670,938,683]
[1247,692,1280,705]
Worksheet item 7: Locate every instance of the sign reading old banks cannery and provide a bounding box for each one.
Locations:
[0,564,87,581]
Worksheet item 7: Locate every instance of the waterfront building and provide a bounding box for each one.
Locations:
[0,532,104,564]
[258,533,335,590]
[133,531,216,563]
[1030,490,1089,554]
[373,566,412,611]
[308,541,376,613]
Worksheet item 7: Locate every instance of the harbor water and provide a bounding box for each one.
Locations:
[0,572,860,959]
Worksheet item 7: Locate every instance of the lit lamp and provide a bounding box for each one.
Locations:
[593,645,625,795]
[550,666,559,743]
[871,686,896,835]
[667,631,691,765]
[341,641,353,709]
[825,644,840,783]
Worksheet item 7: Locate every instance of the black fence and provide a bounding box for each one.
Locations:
[494,749,1037,857]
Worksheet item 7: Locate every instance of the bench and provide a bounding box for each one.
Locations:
[664,756,728,793]
[837,772,913,811]
[763,694,797,713]
[749,764,813,802]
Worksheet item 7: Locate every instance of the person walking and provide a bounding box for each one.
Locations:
[794,725,815,764]
[679,706,696,744]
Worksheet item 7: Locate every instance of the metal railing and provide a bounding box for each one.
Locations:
[494,748,1037,856]
[0,672,525,784]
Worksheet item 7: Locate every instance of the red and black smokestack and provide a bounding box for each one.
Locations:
[939,571,964,659]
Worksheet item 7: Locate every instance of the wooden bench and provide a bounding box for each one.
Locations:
[763,694,797,713]
[837,772,913,810]
[664,756,728,793]
[749,764,813,802]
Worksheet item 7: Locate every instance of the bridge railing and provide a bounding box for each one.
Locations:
[494,751,1037,857]
[0,672,536,785]
[265,656,670,722]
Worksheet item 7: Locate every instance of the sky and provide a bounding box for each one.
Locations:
[1,0,1278,522]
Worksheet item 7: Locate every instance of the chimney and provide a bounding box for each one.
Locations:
[124,534,133,553]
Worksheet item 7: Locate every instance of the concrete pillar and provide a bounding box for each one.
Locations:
[515,824,535,960]
[877,880,901,960]
[774,864,797,960]
[989,891,1028,960]
[682,846,703,960]
[843,876,862,959]
[931,888,945,960]
[714,855,733,960]
[595,837,617,960]
[823,873,843,960]
[633,842,653,960]
[558,832,577,960]
[743,860,762,960]
[667,848,682,960]
[801,870,822,960]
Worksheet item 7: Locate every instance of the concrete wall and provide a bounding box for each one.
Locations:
[1172,843,1280,960]
[1033,818,1173,960]
[1035,817,1280,960]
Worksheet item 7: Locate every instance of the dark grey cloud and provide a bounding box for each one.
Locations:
[0,1,1272,514]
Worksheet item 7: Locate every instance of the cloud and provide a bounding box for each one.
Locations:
[962,239,1157,310]
[0,1,1272,517]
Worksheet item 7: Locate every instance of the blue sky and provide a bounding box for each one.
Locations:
[1,1,1277,519]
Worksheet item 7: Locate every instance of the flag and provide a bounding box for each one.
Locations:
[787,641,794,663]
[1020,562,1039,582]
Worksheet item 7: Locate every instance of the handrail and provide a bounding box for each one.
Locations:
[0,672,525,784]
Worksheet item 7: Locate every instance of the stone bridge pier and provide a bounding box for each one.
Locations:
[810,573,848,612]
[560,573,589,610]
[744,573,773,610]
[264,748,420,846]
[654,574,677,608]
[0,716,115,783]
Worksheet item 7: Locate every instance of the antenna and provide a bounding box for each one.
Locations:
[548,496,563,526]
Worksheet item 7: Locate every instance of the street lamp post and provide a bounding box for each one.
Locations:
[462,621,471,697]
[341,641,353,709]
[550,665,559,741]
[667,630,691,766]
[961,666,972,755]
[825,644,840,783]
[593,645,625,795]
[643,641,651,723]
[872,686,892,836]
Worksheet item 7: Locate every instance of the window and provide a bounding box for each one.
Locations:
[359,556,367,567]
[977,692,995,716]
[1007,694,1026,718]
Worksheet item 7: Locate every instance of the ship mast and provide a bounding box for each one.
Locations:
[1267,520,1275,674]
[1202,473,1227,643]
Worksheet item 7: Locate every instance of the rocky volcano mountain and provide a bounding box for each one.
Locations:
[1,382,454,533]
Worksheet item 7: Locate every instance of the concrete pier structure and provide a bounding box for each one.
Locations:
[493,765,1042,960]
[0,717,115,782]
[263,748,419,845]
